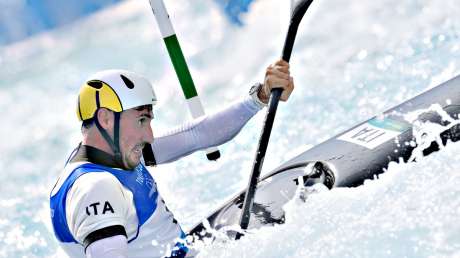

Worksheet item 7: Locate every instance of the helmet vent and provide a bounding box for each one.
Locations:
[87,80,103,89]
[120,74,135,89]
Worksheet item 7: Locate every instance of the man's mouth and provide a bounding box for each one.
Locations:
[133,143,145,155]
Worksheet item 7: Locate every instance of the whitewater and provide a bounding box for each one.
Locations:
[0,0,459,257]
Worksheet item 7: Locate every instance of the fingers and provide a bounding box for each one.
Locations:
[280,76,294,101]
[268,59,290,73]
[263,59,294,102]
[274,59,289,68]
[266,66,290,81]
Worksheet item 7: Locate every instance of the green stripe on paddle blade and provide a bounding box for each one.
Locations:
[164,34,198,99]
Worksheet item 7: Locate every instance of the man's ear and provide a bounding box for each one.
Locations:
[96,108,114,130]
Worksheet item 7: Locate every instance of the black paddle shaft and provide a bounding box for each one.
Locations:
[237,0,315,239]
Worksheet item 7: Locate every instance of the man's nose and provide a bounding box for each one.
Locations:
[144,125,154,143]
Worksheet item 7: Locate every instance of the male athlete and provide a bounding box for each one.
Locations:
[50,59,294,257]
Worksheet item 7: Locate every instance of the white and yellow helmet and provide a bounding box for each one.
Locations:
[77,69,157,121]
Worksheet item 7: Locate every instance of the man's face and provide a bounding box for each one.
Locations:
[119,107,154,169]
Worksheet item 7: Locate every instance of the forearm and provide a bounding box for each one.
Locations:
[152,96,262,164]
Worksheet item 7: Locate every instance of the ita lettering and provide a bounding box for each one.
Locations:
[85,201,115,215]
[351,127,385,143]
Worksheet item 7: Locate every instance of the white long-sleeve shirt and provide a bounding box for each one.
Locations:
[152,96,263,164]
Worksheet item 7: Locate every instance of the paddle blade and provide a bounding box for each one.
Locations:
[283,0,315,62]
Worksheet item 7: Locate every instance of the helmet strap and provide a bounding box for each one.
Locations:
[94,110,124,168]
[113,112,122,165]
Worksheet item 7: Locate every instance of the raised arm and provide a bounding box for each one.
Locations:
[150,60,294,164]
[152,96,262,164]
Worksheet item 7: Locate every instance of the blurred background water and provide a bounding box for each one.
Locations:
[0,0,459,257]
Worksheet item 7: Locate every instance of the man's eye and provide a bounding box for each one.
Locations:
[138,118,146,125]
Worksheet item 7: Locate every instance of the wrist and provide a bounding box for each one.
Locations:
[249,83,268,108]
[257,85,269,104]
